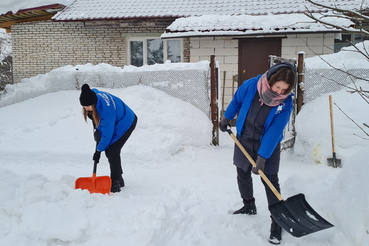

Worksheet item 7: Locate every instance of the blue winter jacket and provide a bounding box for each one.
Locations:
[224,75,293,159]
[92,89,136,152]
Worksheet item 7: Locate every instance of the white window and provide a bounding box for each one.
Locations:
[128,38,182,66]
[334,33,369,52]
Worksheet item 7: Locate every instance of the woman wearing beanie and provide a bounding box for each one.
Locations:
[79,84,138,193]
[218,62,296,245]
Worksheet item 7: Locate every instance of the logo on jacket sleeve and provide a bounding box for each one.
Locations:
[98,93,111,106]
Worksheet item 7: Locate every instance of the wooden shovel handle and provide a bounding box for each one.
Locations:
[329,95,336,153]
[227,129,284,201]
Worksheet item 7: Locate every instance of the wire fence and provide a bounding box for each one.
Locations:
[303,68,369,104]
[0,68,212,118]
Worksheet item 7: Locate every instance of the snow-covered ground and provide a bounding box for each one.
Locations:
[1,42,369,245]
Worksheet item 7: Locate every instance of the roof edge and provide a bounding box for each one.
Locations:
[161,29,341,39]
[2,4,66,16]
[53,15,184,22]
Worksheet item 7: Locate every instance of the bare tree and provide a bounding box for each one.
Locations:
[304,0,369,136]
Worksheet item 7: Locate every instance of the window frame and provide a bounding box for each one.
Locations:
[334,33,369,53]
[127,37,183,66]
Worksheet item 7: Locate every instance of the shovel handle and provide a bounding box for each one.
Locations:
[227,129,284,201]
[329,95,336,153]
[93,160,98,175]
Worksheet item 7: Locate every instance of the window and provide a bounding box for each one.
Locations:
[130,41,144,67]
[334,33,369,52]
[128,38,182,66]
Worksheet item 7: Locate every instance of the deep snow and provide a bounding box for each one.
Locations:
[1,40,369,245]
[1,78,369,246]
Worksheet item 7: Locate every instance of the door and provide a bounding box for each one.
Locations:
[238,38,281,85]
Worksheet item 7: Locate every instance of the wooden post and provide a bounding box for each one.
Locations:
[297,52,304,114]
[210,55,219,146]
[221,71,226,117]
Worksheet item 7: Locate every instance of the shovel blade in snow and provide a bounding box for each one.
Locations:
[269,193,334,237]
[327,157,342,168]
[75,174,111,195]
[327,153,342,168]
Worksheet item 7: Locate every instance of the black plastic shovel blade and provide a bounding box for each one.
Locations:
[269,193,334,237]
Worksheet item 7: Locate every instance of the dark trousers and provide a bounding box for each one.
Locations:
[261,174,281,206]
[105,115,137,182]
[236,166,281,206]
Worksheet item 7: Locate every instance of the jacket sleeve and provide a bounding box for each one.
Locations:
[257,98,293,159]
[96,100,116,152]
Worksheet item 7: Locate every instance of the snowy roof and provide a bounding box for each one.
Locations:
[161,12,356,38]
[52,0,368,21]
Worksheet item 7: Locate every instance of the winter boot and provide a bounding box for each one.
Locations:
[269,216,282,244]
[119,176,125,188]
[233,198,257,215]
[110,180,121,193]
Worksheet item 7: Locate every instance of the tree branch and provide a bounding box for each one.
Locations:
[334,102,369,137]
[306,0,369,22]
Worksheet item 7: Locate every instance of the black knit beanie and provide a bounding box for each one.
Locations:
[267,62,297,80]
[79,84,97,106]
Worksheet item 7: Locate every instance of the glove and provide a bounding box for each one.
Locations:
[252,155,266,175]
[219,117,231,132]
[93,150,101,163]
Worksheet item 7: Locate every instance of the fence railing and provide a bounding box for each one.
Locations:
[0,66,212,119]
[303,68,369,104]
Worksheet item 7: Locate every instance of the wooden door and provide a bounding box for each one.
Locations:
[238,38,281,85]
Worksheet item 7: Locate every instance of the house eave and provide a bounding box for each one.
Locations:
[0,4,65,32]
[52,15,186,22]
[161,29,341,39]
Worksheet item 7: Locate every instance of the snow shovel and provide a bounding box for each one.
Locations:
[75,161,111,195]
[327,95,342,168]
[226,128,334,237]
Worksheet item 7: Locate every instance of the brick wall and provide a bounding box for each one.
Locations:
[189,33,335,111]
[12,18,188,83]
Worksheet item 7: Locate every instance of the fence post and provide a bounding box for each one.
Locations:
[210,55,219,146]
[297,52,304,114]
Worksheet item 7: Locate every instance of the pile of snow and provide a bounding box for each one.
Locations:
[305,40,369,69]
[0,61,210,108]
[1,75,369,245]
[294,80,369,164]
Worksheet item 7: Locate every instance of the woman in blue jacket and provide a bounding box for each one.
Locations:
[219,62,296,244]
[79,84,137,193]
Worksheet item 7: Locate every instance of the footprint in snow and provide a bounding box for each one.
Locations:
[48,108,73,126]
[59,108,73,119]
[49,118,58,126]
[22,127,33,133]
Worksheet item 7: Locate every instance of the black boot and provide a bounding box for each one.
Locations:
[233,198,257,215]
[269,216,282,244]
[110,180,121,193]
[119,176,125,188]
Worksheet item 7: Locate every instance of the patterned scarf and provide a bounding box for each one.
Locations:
[257,73,289,107]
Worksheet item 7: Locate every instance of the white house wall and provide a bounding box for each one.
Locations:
[189,33,335,110]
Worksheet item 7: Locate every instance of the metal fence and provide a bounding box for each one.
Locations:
[303,68,369,104]
[0,68,212,118]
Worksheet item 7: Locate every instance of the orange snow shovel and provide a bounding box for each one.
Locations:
[226,128,333,237]
[75,161,111,194]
